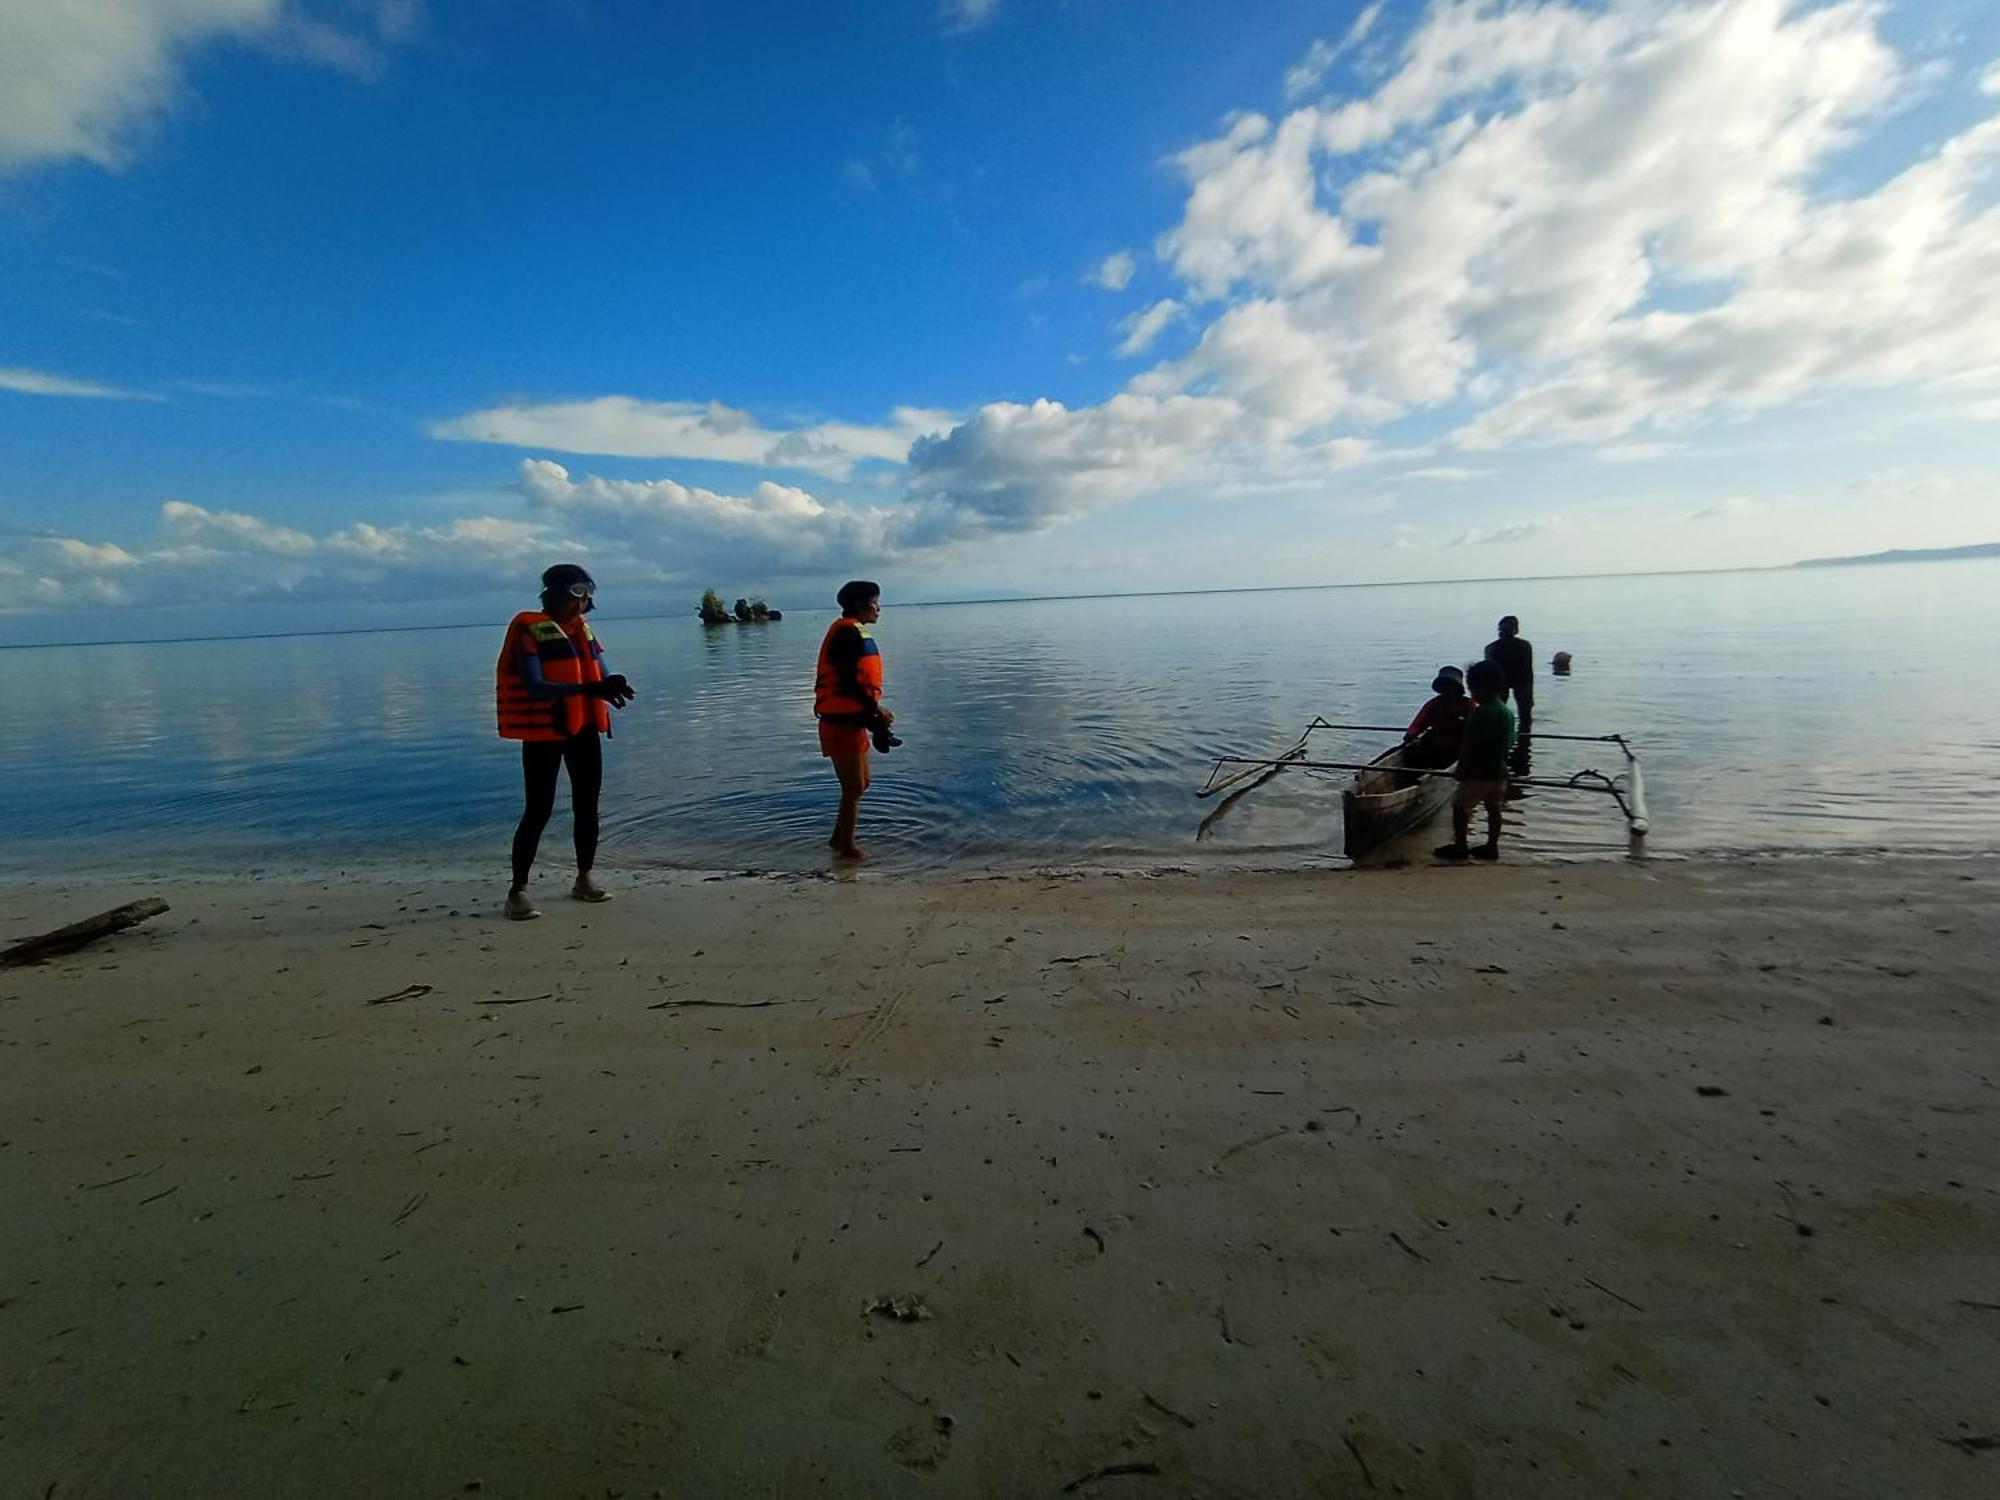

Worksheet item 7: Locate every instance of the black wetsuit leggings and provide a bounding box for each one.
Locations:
[511,730,601,887]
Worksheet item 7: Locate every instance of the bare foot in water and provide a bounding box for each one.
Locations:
[831,844,867,862]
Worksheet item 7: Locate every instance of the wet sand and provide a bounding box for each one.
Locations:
[3,855,1997,1498]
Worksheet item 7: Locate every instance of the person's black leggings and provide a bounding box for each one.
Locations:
[511,730,601,887]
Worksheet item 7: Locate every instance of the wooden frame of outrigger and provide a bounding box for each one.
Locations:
[1196,716,1649,838]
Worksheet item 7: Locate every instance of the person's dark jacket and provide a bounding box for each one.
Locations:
[1484,634,1534,705]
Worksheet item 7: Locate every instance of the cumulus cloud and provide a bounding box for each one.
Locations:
[6,491,569,611]
[431,397,954,481]
[902,394,1247,545]
[0,365,158,400]
[516,458,896,571]
[161,498,315,555]
[1167,0,2000,454]
[1091,250,1136,291]
[1401,466,1487,481]
[0,0,420,178]
[1116,298,1183,357]
[9,447,990,611]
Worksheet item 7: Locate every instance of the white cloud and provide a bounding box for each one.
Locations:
[1283,1,1383,101]
[516,458,894,571]
[1452,515,1571,546]
[1116,298,1183,357]
[1981,60,2000,97]
[431,396,954,481]
[0,1,421,178]
[51,537,140,568]
[1092,250,1136,291]
[161,498,316,554]
[8,450,982,611]
[1401,466,1487,481]
[843,120,920,190]
[1595,442,1682,464]
[903,394,1245,543]
[7,491,567,610]
[1687,495,1755,521]
[0,365,157,400]
[259,0,423,80]
[945,0,999,31]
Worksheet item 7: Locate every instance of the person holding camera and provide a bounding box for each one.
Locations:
[814,579,900,861]
[495,564,635,919]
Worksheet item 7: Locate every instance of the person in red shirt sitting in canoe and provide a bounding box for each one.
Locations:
[1403,664,1473,770]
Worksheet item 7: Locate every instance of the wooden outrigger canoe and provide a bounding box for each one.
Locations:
[1197,719,1649,856]
[1341,741,1458,857]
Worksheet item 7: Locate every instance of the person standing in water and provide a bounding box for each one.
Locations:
[495,564,634,919]
[1484,614,1535,739]
[814,580,898,861]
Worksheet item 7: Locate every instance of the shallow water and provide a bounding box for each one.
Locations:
[2,560,1993,876]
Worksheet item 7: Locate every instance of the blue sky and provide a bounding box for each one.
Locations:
[2,0,1998,642]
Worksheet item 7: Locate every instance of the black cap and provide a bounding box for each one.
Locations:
[542,563,595,593]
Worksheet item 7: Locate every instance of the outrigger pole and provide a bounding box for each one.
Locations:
[1196,726,1649,836]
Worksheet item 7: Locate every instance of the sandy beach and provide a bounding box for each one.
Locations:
[3,854,1996,1498]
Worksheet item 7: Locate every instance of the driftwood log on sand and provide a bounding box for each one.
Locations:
[1,898,170,968]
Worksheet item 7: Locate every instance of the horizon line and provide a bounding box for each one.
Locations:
[0,552,1981,652]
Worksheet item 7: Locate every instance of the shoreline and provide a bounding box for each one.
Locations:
[8,836,2000,896]
[4,855,1997,1496]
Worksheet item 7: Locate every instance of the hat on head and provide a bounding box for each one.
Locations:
[1431,664,1466,695]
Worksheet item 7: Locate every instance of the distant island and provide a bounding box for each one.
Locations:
[1794,542,2000,569]
[698,587,782,625]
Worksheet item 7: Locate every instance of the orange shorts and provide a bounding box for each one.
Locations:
[818,719,870,758]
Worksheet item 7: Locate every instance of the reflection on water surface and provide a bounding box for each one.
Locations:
[2,562,1994,874]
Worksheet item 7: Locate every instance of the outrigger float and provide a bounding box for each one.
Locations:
[1196,717,1648,858]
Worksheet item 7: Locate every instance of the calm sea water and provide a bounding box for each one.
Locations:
[2,561,1994,878]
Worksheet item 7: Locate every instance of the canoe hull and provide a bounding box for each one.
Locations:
[1341,745,1455,858]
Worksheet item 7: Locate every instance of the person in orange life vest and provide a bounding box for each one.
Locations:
[1403,664,1473,770]
[495,564,635,920]
[814,580,898,861]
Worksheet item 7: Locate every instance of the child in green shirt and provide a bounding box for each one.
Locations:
[1436,658,1517,862]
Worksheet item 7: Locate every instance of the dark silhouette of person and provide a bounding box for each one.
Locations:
[1484,615,1534,740]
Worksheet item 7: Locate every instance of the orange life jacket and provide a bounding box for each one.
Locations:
[495,611,609,740]
[813,616,883,718]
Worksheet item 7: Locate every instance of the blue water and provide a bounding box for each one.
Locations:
[2,561,1994,876]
